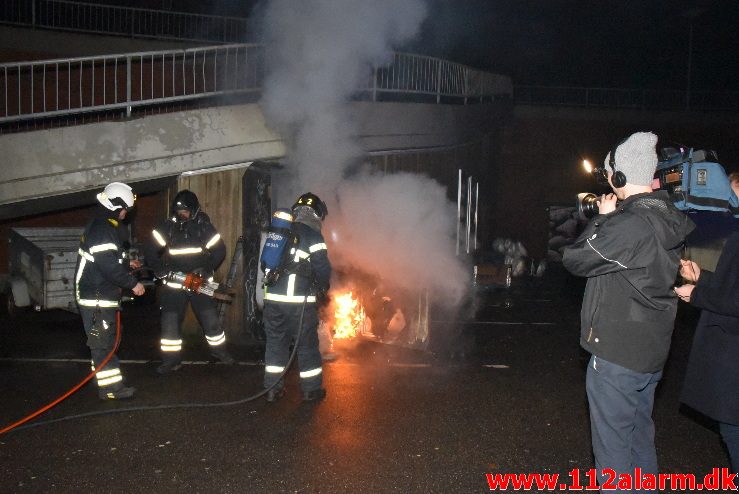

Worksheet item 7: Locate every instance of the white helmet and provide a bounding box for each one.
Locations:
[97,182,135,211]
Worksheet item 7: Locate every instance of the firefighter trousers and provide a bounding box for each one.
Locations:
[263,301,323,393]
[159,287,229,364]
[81,307,126,392]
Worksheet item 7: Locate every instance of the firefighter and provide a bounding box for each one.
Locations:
[75,182,145,400]
[146,189,235,374]
[263,192,332,403]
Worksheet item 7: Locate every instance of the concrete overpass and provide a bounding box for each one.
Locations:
[0,38,512,220]
[0,99,509,220]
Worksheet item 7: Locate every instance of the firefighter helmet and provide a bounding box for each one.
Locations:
[171,190,201,219]
[292,192,327,220]
[97,182,135,211]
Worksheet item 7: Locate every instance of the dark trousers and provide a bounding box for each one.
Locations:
[81,307,125,391]
[586,355,662,493]
[263,301,323,393]
[160,287,228,363]
[720,421,739,474]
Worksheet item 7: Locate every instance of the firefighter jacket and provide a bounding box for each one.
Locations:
[264,221,331,304]
[75,208,139,308]
[147,212,226,277]
[562,191,695,373]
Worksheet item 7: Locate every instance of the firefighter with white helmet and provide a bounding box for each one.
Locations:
[145,189,235,374]
[75,182,145,400]
[262,192,332,403]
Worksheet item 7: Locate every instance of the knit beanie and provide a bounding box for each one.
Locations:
[604,131,658,186]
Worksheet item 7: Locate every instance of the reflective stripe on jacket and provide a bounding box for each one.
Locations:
[146,212,225,276]
[264,221,331,304]
[75,213,138,307]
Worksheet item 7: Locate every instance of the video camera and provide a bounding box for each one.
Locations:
[576,146,739,220]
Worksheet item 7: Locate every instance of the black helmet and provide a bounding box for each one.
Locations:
[292,192,328,220]
[171,189,201,219]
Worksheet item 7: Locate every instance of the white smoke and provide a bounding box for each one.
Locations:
[327,170,469,307]
[257,0,470,308]
[259,0,427,194]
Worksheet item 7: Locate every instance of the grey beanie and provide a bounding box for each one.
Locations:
[604,131,658,186]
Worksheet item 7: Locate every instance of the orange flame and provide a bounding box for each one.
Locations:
[332,291,367,340]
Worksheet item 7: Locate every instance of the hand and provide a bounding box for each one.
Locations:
[129,259,143,270]
[679,259,700,283]
[597,193,618,215]
[674,284,694,303]
[131,282,145,296]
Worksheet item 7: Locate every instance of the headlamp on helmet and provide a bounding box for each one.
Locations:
[171,190,201,221]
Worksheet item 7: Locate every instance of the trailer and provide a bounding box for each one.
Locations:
[7,227,84,314]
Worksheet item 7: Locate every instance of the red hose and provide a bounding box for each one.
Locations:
[0,310,122,435]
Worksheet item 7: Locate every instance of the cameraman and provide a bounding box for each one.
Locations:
[563,132,695,491]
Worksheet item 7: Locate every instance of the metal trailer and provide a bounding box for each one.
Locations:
[7,227,84,314]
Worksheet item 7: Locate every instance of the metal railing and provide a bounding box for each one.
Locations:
[0,44,263,123]
[361,52,512,103]
[0,0,249,43]
[0,45,512,125]
[514,85,739,112]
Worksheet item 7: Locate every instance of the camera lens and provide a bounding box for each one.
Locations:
[576,193,599,220]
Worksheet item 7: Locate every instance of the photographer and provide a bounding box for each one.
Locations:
[563,132,695,491]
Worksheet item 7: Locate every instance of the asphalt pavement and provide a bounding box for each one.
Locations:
[0,269,731,493]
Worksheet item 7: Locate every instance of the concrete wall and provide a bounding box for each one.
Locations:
[0,100,505,218]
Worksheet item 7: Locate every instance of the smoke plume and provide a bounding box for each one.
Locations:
[257,0,470,308]
[327,169,469,306]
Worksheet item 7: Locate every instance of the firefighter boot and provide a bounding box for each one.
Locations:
[157,358,183,375]
[265,388,285,403]
[99,385,136,400]
[211,348,235,366]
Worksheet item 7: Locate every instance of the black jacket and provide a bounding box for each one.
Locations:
[146,212,226,277]
[563,191,695,373]
[75,208,138,308]
[680,230,739,424]
[264,221,331,304]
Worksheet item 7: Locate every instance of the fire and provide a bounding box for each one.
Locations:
[331,290,368,340]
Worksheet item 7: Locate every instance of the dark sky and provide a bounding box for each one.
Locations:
[91,0,739,91]
[411,0,739,91]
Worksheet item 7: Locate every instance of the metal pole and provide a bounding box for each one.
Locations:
[456,169,462,255]
[686,21,693,111]
[466,177,473,253]
[373,66,377,102]
[126,56,132,117]
[436,61,442,104]
[474,181,479,251]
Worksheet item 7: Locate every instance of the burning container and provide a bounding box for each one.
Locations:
[7,227,84,313]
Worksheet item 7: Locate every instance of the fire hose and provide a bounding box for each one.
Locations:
[0,310,124,435]
[1,292,311,435]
